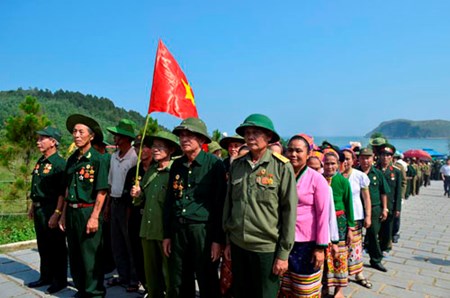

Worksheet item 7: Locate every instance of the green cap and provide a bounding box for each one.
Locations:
[66,114,103,144]
[235,113,280,143]
[360,147,374,156]
[147,131,182,156]
[219,134,245,149]
[208,141,222,154]
[172,117,212,144]
[107,119,136,139]
[379,143,396,155]
[36,126,62,143]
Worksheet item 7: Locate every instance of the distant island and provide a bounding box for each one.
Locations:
[365,119,450,139]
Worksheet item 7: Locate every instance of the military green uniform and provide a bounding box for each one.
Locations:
[223,149,297,298]
[65,146,109,297]
[31,152,67,286]
[377,163,402,252]
[138,161,172,297]
[163,150,226,298]
[357,165,390,264]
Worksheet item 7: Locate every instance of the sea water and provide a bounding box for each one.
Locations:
[300,136,450,156]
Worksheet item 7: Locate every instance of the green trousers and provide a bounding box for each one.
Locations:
[230,242,280,298]
[167,222,220,298]
[33,203,67,285]
[379,212,394,252]
[66,207,105,298]
[365,205,383,264]
[141,238,169,298]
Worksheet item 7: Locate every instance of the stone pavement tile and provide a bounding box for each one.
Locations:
[1,281,29,297]
[432,247,450,254]
[8,269,40,286]
[14,252,41,265]
[393,271,435,285]
[384,255,407,265]
[439,266,450,274]
[0,273,10,284]
[382,261,420,274]
[369,272,411,289]
[434,278,450,290]
[410,282,450,297]
[405,260,444,272]
[380,285,426,298]
[9,249,37,257]
[419,268,450,281]
[0,262,33,275]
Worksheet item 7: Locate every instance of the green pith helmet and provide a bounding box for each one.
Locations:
[36,126,62,143]
[147,131,182,156]
[369,137,387,147]
[208,141,222,153]
[219,134,245,150]
[236,113,280,143]
[172,117,212,144]
[66,114,104,144]
[107,119,136,139]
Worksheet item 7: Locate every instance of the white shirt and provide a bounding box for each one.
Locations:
[440,164,450,176]
[108,147,137,198]
[347,168,371,221]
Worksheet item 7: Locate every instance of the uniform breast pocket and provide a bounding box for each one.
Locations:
[255,180,278,203]
[231,177,243,201]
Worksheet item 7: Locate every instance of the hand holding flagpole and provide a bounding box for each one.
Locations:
[135,39,199,186]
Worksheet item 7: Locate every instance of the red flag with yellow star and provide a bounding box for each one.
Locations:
[148,40,198,118]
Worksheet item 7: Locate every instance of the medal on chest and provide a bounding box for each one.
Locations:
[256,168,274,185]
[78,165,95,183]
[173,174,184,198]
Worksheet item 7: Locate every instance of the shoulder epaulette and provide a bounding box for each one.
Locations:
[273,152,289,164]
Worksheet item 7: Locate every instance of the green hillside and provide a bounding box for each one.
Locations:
[365,119,450,138]
[0,88,158,145]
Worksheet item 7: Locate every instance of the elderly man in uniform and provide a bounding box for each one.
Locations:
[440,158,450,197]
[60,114,109,298]
[357,148,390,272]
[377,144,403,254]
[104,119,139,291]
[223,114,297,298]
[27,127,67,294]
[162,117,227,298]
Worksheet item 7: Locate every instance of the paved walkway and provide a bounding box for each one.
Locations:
[1,181,449,297]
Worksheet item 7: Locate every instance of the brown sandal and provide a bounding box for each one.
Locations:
[356,278,373,289]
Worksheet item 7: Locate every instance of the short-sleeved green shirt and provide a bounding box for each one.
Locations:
[30,152,66,203]
[65,147,109,203]
[163,150,227,244]
[223,150,297,260]
[139,161,172,241]
[378,164,403,212]
[358,166,390,207]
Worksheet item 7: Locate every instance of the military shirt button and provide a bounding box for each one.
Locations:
[148,221,151,224]
[149,208,152,212]
[182,209,186,213]
[188,171,192,174]
[188,184,191,188]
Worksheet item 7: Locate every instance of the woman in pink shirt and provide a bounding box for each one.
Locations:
[279,135,330,297]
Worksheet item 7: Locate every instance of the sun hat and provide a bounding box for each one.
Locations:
[66,114,103,144]
[106,119,136,139]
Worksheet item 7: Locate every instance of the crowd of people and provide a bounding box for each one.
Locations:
[27,113,450,298]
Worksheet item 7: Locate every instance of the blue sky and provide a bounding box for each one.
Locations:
[1,1,450,137]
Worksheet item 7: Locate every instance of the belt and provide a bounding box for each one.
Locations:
[68,203,95,209]
[177,217,205,225]
[336,210,345,217]
[111,196,123,203]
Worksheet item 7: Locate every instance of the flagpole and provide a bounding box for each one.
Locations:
[135,114,151,186]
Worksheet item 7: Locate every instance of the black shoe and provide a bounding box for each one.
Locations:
[392,235,400,243]
[45,282,67,294]
[370,262,387,272]
[27,279,51,288]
